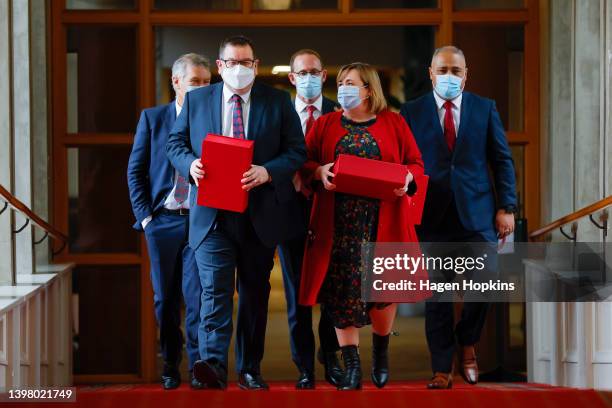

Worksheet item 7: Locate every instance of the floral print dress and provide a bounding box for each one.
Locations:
[318,115,382,329]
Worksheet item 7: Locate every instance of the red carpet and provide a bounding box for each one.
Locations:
[4,382,610,408]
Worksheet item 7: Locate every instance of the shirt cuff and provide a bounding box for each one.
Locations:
[141,215,153,230]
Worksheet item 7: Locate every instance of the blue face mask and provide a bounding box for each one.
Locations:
[185,85,205,93]
[295,74,323,100]
[434,74,463,100]
[337,85,364,111]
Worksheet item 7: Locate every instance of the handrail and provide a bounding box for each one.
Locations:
[529,195,612,240]
[0,184,68,254]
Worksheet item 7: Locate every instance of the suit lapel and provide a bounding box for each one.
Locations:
[247,82,267,140]
[165,101,176,134]
[455,92,472,151]
[208,83,223,135]
[322,96,335,115]
[425,92,449,155]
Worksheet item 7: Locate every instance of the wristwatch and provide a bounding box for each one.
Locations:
[499,205,517,214]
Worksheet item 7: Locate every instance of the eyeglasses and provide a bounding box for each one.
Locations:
[293,70,323,78]
[220,59,257,68]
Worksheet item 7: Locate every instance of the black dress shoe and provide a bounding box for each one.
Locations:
[192,360,227,389]
[371,333,390,388]
[161,363,181,390]
[317,348,345,386]
[161,374,181,390]
[238,372,269,390]
[190,371,205,390]
[295,371,315,390]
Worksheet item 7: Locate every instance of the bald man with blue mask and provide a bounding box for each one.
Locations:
[401,46,517,390]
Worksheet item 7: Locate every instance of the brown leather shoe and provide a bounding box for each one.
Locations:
[427,372,453,389]
[459,345,478,385]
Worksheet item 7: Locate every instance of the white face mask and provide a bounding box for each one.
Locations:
[221,65,255,90]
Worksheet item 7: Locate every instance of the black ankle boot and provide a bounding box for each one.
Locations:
[338,345,361,390]
[317,348,345,386]
[371,333,390,388]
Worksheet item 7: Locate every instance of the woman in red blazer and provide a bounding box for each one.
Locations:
[298,62,427,390]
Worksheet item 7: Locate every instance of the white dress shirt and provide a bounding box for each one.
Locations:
[142,101,190,229]
[295,94,323,135]
[433,91,462,135]
[222,84,252,139]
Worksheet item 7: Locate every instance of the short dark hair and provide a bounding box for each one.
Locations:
[219,35,256,59]
[289,49,323,72]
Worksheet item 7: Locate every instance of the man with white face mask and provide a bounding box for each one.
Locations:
[127,53,211,390]
[400,46,517,390]
[167,35,306,390]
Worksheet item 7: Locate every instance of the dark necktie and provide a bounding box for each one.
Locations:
[305,105,316,135]
[231,94,245,139]
[173,175,189,207]
[444,100,456,151]
[292,105,318,196]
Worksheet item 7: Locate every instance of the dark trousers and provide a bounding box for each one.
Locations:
[194,211,275,374]
[278,195,339,373]
[418,200,494,374]
[144,212,201,371]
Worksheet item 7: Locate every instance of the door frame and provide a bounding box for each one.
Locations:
[50,0,539,383]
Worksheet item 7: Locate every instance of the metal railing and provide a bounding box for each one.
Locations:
[529,196,611,242]
[0,184,68,285]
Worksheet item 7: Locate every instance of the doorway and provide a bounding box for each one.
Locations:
[51,0,539,383]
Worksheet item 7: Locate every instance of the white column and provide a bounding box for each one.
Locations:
[30,0,49,266]
[548,0,574,223]
[607,0,612,198]
[574,0,605,241]
[11,0,34,276]
[0,0,14,285]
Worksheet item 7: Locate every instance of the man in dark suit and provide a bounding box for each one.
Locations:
[278,49,343,389]
[166,36,306,390]
[127,53,211,390]
[400,46,517,389]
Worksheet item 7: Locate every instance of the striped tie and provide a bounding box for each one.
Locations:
[231,94,245,139]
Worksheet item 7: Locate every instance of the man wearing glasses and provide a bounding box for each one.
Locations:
[166,35,306,390]
[277,49,343,389]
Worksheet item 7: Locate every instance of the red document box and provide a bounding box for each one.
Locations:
[197,134,254,213]
[332,154,408,202]
[407,174,429,225]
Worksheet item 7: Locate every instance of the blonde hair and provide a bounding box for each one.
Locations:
[337,62,387,114]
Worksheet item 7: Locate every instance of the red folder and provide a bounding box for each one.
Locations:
[407,175,429,225]
[197,134,254,213]
[332,154,408,202]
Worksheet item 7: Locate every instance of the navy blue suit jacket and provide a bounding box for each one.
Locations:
[321,96,338,114]
[127,101,178,231]
[400,92,517,236]
[166,81,307,250]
